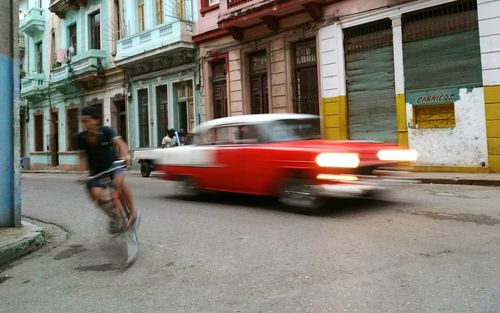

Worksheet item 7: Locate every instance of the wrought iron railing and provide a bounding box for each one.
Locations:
[228,0,254,8]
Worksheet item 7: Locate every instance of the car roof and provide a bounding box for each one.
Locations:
[192,113,319,134]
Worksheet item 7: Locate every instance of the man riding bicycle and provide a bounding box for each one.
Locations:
[77,106,137,233]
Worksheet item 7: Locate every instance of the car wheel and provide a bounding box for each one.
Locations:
[177,177,200,198]
[140,162,152,177]
[279,177,323,211]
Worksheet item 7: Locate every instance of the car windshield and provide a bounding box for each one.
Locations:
[266,118,321,142]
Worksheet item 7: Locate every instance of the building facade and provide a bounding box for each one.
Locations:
[115,0,199,152]
[318,0,499,172]
[20,0,125,170]
[195,0,500,173]
[194,0,339,120]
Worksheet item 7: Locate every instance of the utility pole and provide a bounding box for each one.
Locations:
[0,0,21,227]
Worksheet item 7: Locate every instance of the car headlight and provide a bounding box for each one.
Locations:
[377,149,418,162]
[315,153,360,168]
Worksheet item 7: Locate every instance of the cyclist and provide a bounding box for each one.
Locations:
[77,106,137,233]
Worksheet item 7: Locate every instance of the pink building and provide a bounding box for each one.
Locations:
[194,0,340,121]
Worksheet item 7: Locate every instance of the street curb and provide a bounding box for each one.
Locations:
[0,222,45,266]
[417,178,500,187]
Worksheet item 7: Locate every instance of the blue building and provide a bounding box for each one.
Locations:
[115,0,200,152]
[20,0,126,170]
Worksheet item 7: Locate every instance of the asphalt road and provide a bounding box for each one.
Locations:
[1,173,500,313]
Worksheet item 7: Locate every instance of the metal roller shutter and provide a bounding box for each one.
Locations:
[344,19,397,143]
[403,0,482,90]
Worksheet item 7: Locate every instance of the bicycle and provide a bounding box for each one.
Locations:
[83,160,140,268]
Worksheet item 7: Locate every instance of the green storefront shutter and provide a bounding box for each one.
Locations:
[403,0,482,91]
[345,19,397,143]
[404,31,482,90]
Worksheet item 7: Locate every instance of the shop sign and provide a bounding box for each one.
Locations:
[407,88,460,106]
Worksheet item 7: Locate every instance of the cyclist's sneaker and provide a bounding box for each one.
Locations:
[131,207,142,228]
[109,216,127,234]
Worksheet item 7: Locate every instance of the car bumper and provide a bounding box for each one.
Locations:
[312,174,418,198]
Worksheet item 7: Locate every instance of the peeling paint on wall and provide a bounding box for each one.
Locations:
[407,87,488,167]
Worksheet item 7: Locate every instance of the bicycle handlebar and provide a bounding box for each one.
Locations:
[85,160,126,181]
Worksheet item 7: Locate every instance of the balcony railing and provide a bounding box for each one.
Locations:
[228,0,254,8]
[19,8,45,36]
[51,49,107,83]
[21,73,48,100]
[115,20,194,64]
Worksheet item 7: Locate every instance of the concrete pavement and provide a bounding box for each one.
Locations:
[1,170,498,268]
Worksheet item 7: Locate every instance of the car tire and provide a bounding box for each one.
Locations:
[140,162,152,177]
[178,177,200,198]
[279,176,323,212]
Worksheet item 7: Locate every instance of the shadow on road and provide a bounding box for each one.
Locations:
[161,191,406,217]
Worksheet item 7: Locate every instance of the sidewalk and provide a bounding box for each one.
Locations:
[405,171,500,186]
[0,221,44,267]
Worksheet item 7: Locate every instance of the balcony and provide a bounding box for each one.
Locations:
[19,8,45,36]
[21,73,48,102]
[51,49,106,94]
[49,0,87,18]
[115,20,195,75]
[218,0,337,40]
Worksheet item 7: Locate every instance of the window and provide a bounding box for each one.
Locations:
[68,24,77,56]
[67,108,79,151]
[34,113,44,152]
[414,104,456,129]
[51,32,57,67]
[267,118,321,142]
[156,0,164,25]
[249,51,268,114]
[156,85,168,146]
[293,38,319,115]
[201,0,220,13]
[175,81,194,132]
[138,89,149,147]
[114,0,122,39]
[138,0,145,32]
[212,60,227,119]
[176,0,185,20]
[89,10,101,49]
[35,41,43,73]
[202,124,260,145]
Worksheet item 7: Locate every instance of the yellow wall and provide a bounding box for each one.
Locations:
[485,85,500,172]
[322,96,347,140]
[396,94,409,148]
[322,94,409,147]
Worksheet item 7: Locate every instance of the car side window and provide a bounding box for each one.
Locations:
[204,124,261,145]
[237,125,259,144]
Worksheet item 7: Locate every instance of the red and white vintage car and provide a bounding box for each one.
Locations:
[155,114,417,209]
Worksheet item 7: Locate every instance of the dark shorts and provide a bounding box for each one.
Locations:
[86,167,125,190]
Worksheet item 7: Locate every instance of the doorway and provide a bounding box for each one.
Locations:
[112,99,127,143]
[50,110,59,167]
